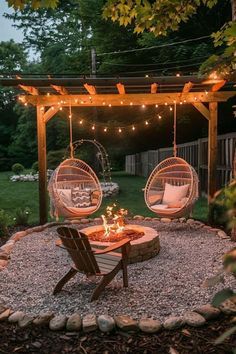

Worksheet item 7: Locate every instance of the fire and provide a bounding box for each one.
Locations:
[101,204,128,237]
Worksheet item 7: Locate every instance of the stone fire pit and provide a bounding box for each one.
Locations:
[81,224,160,263]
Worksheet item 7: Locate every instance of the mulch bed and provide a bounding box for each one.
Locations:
[0,315,236,353]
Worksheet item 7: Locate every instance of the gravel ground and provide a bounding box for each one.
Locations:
[0,220,235,320]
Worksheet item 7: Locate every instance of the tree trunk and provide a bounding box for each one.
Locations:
[231,0,236,20]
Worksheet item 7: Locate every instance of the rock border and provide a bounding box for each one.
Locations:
[0,215,233,334]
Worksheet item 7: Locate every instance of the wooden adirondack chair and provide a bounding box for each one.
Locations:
[53,226,131,301]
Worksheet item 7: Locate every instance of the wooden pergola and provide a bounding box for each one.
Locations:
[0,75,235,224]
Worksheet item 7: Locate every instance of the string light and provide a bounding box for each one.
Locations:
[79,120,83,124]
[104,127,107,132]
[108,103,112,107]
[47,92,50,96]
[118,128,122,133]
[75,99,78,103]
[158,115,162,119]
[176,73,180,77]
[183,99,186,103]
[205,90,208,95]
[194,97,197,101]
[24,102,28,106]
[120,101,123,105]
[145,121,149,125]
[155,104,158,108]
[92,125,95,130]
[102,102,106,105]
[180,101,183,105]
[142,104,146,108]
[132,126,135,130]
[130,102,133,106]
[69,114,72,118]
[165,102,167,106]
[169,106,173,111]
[59,107,62,111]
[81,100,84,104]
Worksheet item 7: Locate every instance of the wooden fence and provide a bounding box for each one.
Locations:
[125,132,236,193]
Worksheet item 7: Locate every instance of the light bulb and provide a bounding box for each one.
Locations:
[145,121,149,125]
[92,125,95,130]
[102,102,106,105]
[59,107,62,110]
[104,127,107,132]
[120,101,123,105]
[155,104,158,108]
[180,101,183,105]
[108,103,111,107]
[69,114,72,118]
[118,128,122,133]
[165,102,167,106]
[130,102,133,106]
[176,73,180,77]
[79,120,83,124]
[169,107,173,111]
[158,115,162,119]
[132,126,135,130]
[24,102,28,106]
[142,104,146,108]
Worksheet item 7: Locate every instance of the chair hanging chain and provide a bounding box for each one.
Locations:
[69,104,74,158]
[173,102,177,157]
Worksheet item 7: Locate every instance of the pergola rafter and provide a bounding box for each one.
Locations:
[0,75,235,224]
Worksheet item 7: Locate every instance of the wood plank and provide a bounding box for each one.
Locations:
[50,84,68,95]
[43,107,59,123]
[19,85,39,95]
[151,83,158,94]
[182,81,193,93]
[20,91,236,107]
[84,83,97,95]
[192,102,210,120]
[211,80,226,92]
[208,102,218,202]
[36,106,48,224]
[116,83,125,94]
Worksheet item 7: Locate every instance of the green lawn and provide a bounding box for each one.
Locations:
[0,170,208,225]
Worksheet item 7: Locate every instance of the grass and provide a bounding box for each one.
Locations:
[0,170,208,225]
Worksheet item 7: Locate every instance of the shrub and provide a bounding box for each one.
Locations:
[210,180,236,238]
[14,207,31,226]
[0,209,11,237]
[11,163,24,175]
[32,161,39,173]
[47,149,65,170]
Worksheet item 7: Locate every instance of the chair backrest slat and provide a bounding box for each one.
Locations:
[57,227,100,274]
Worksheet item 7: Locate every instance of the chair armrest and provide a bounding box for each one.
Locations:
[94,238,130,255]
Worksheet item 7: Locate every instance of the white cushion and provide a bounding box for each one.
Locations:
[151,204,180,212]
[162,183,189,205]
[58,189,73,207]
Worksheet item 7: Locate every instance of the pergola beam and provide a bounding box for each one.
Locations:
[182,81,193,93]
[43,107,60,123]
[116,83,125,94]
[192,102,210,120]
[211,80,226,92]
[51,84,68,95]
[20,91,236,107]
[18,85,39,95]
[151,83,158,94]
[84,83,97,95]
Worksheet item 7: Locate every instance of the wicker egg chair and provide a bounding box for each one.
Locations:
[144,157,199,218]
[48,158,102,219]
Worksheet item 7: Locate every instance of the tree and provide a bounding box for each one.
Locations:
[102,0,235,77]
[6,0,58,10]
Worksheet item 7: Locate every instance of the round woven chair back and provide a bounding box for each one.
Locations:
[144,157,199,218]
[48,158,102,219]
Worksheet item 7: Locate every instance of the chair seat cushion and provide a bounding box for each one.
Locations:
[69,205,97,214]
[151,204,180,213]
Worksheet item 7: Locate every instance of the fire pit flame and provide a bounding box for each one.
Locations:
[101,204,128,238]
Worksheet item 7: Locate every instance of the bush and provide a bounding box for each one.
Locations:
[32,161,39,173]
[14,207,31,226]
[0,209,11,237]
[11,163,24,175]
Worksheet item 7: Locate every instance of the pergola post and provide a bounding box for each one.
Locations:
[208,102,218,202]
[37,105,48,224]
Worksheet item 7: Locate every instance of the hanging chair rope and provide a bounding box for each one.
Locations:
[69,104,74,159]
[173,102,177,157]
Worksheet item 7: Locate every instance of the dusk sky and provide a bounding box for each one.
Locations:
[0,2,24,42]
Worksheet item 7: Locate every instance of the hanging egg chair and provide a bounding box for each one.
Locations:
[48,158,102,219]
[48,105,102,219]
[144,157,199,218]
[144,104,199,218]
